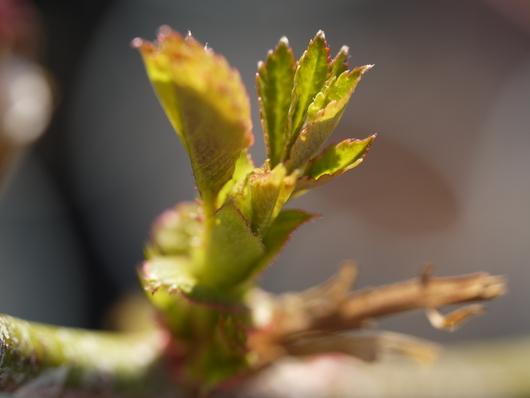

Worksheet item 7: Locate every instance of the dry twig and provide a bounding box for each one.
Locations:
[247,262,506,367]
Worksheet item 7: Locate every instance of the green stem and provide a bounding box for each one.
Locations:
[0,314,183,397]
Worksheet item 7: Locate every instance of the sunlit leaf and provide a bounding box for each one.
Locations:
[141,256,196,296]
[293,135,375,196]
[307,65,372,123]
[254,209,318,274]
[257,37,296,167]
[247,164,299,233]
[285,31,330,156]
[287,66,372,172]
[134,28,254,212]
[147,202,203,257]
[329,45,349,78]
[193,201,265,288]
[217,149,255,208]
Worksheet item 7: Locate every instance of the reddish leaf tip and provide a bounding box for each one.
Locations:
[141,260,151,278]
[157,24,173,38]
[131,37,157,55]
[130,37,143,48]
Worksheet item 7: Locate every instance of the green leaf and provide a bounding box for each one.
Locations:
[257,37,296,167]
[287,66,372,172]
[193,201,265,288]
[199,316,250,388]
[305,135,375,178]
[134,28,254,214]
[247,164,299,233]
[254,209,318,274]
[307,65,372,123]
[330,45,349,78]
[293,135,375,197]
[141,255,196,297]
[140,256,251,311]
[285,31,330,157]
[231,171,253,227]
[217,149,255,208]
[147,202,203,257]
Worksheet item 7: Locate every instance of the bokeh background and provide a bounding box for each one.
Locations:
[0,0,529,347]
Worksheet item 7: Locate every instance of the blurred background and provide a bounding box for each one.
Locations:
[0,0,529,349]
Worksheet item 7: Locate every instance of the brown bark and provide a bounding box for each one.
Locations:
[247,263,506,367]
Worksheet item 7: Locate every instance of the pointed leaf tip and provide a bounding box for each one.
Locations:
[285,31,330,157]
[293,135,375,196]
[130,37,143,48]
[257,37,296,166]
[330,45,350,78]
[158,25,172,36]
[286,65,373,172]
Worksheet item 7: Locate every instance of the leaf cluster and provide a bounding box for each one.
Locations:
[135,28,373,306]
[133,28,374,388]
